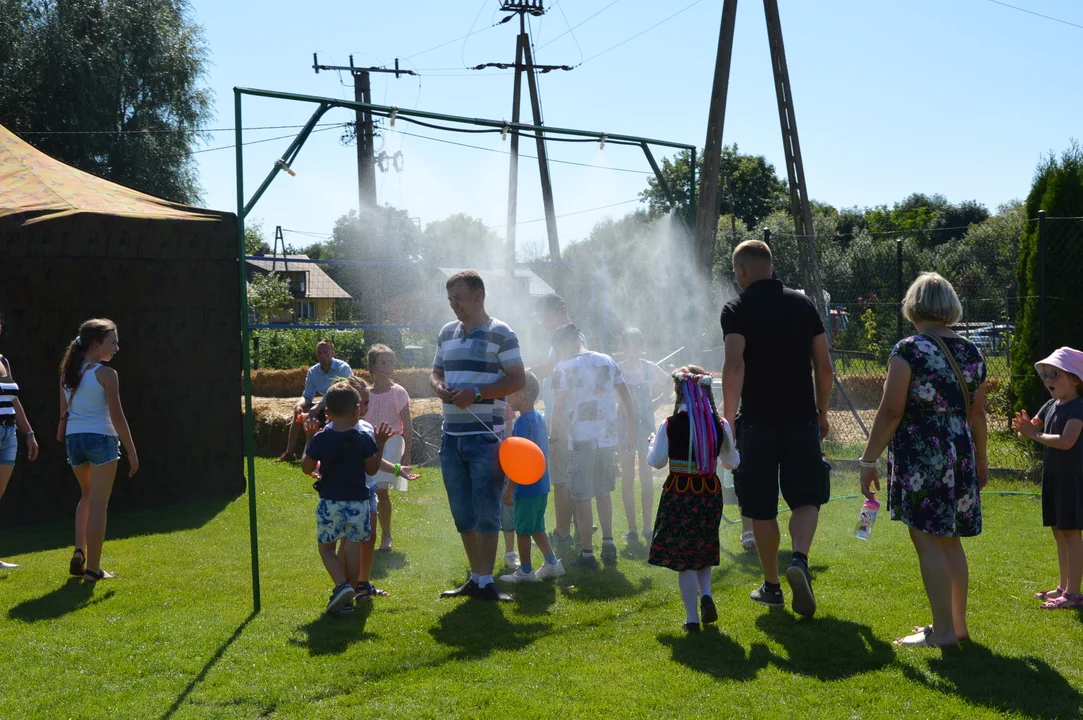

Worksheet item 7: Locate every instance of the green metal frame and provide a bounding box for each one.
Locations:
[234,86,696,612]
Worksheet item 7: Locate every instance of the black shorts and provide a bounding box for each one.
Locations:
[733,418,830,521]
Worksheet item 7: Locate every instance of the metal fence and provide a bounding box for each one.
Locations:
[747,214,1083,476]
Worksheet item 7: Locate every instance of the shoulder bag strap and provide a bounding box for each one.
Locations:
[922,333,971,419]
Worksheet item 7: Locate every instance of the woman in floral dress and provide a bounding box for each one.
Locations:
[858,273,989,647]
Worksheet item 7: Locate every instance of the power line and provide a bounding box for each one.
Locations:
[486,197,642,229]
[173,124,346,158]
[16,123,341,136]
[982,0,1083,31]
[578,0,709,66]
[389,127,651,174]
[538,0,623,50]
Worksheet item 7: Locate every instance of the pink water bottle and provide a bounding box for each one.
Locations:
[855,495,880,541]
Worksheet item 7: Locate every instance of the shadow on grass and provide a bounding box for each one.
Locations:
[290,603,375,656]
[901,641,1083,720]
[512,579,558,616]
[430,600,549,661]
[7,577,115,622]
[619,538,649,561]
[755,613,894,681]
[658,626,768,680]
[370,550,408,581]
[2,495,234,556]
[160,610,258,720]
[558,567,653,603]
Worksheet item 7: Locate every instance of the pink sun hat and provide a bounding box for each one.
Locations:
[1034,347,1083,379]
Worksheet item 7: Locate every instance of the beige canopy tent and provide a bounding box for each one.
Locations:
[0,124,242,526]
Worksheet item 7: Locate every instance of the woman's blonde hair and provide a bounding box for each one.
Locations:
[902,272,963,325]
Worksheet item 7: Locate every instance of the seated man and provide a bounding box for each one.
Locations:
[277,339,352,462]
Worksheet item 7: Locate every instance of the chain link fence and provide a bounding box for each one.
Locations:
[734,215,1083,476]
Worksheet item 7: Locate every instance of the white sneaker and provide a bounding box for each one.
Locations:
[500,568,537,583]
[504,551,521,571]
[535,560,566,580]
[0,560,17,569]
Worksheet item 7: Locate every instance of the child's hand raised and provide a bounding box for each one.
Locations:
[374,422,394,447]
[1012,410,1040,440]
[303,416,320,438]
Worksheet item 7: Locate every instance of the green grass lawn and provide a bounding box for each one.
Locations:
[1,461,1080,719]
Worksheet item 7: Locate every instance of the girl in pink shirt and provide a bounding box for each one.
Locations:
[365,345,413,551]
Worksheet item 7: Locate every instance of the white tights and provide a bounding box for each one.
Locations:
[678,567,714,624]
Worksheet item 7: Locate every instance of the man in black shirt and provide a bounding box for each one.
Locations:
[721,240,834,618]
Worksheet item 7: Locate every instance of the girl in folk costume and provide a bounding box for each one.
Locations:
[647,366,740,631]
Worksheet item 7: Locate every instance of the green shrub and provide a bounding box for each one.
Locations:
[250,328,366,370]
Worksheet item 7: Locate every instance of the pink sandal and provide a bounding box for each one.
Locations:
[1033,586,1064,600]
[1040,593,1082,610]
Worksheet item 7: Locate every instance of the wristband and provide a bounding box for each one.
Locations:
[858,459,877,469]
[393,463,401,478]
[23,430,35,437]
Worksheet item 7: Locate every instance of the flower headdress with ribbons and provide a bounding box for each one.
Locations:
[671,371,718,475]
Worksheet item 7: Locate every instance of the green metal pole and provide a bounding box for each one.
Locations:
[235,88,261,614]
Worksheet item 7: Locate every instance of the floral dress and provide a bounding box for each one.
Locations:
[887,335,987,537]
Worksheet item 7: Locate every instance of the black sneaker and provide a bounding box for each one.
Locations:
[570,552,599,569]
[549,531,575,549]
[475,582,513,602]
[750,582,784,608]
[337,598,355,615]
[600,543,618,566]
[439,579,479,598]
[326,581,355,614]
[786,559,816,618]
[622,530,640,543]
[700,594,718,624]
[683,622,701,632]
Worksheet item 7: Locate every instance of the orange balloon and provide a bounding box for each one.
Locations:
[499,436,546,485]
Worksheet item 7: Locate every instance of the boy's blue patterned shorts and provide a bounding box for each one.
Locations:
[316,498,371,544]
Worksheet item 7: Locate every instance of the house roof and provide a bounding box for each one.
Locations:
[0,124,224,224]
[247,255,352,299]
[436,266,555,297]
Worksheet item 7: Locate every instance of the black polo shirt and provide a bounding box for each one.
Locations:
[720,278,825,424]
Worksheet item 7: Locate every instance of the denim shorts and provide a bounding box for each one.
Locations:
[440,432,504,534]
[66,433,120,467]
[0,425,17,466]
[316,498,372,544]
[500,478,516,532]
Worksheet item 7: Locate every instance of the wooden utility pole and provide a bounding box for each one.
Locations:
[313,55,417,216]
[764,0,826,324]
[693,0,738,273]
[691,0,827,325]
[481,1,570,293]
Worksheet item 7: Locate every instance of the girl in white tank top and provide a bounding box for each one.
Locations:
[58,319,138,583]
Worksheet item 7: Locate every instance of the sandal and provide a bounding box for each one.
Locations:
[1033,586,1064,600]
[912,623,969,641]
[740,531,757,550]
[1040,594,1083,610]
[377,538,393,552]
[895,625,956,647]
[69,548,86,577]
[83,568,116,583]
[354,582,390,600]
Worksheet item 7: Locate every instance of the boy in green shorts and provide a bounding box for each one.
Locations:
[500,372,565,582]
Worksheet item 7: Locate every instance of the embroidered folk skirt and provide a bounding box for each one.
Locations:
[648,473,724,572]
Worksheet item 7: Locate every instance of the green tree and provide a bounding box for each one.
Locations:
[0,0,212,203]
[1011,142,1083,413]
[247,272,292,323]
[245,219,271,257]
[419,213,503,267]
[641,144,788,230]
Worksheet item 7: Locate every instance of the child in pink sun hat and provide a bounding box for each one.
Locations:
[1012,346,1083,609]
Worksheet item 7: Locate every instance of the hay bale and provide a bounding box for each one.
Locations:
[250,367,375,398]
[394,367,436,398]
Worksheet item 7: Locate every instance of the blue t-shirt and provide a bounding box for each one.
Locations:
[512,409,550,499]
[303,358,353,402]
[305,426,377,502]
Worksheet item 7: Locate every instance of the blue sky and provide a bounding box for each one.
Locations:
[189,0,1083,251]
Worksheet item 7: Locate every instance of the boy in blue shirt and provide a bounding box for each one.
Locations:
[303,382,391,614]
[500,372,565,582]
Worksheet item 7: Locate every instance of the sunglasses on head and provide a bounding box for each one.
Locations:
[1038,367,1062,383]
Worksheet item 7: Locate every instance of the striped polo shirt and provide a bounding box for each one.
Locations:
[433,317,522,435]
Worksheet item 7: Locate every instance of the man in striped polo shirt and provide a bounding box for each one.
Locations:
[430,270,526,602]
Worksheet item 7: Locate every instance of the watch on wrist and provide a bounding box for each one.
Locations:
[474,388,483,403]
